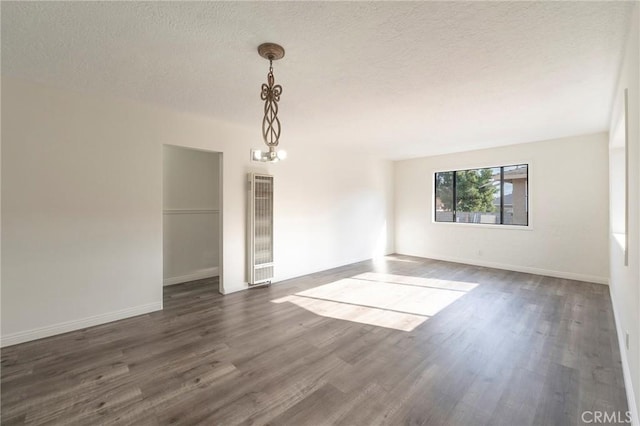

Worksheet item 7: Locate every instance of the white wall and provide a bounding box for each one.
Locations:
[1,79,164,345]
[609,4,640,424]
[272,148,394,281]
[395,132,609,284]
[163,145,221,285]
[1,77,394,346]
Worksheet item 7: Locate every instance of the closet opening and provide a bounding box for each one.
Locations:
[162,145,223,295]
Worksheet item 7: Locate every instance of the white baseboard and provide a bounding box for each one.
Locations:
[1,301,162,348]
[609,286,639,426]
[163,267,219,286]
[409,253,609,285]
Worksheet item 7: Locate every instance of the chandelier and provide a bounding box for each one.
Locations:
[251,43,287,163]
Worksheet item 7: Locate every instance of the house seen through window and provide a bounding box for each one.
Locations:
[435,164,528,226]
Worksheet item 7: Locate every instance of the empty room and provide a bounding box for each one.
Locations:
[1,2,639,425]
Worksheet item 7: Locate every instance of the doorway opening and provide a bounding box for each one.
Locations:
[162,145,223,294]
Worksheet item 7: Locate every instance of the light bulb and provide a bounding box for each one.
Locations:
[277,150,287,160]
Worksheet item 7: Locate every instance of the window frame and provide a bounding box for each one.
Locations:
[432,162,532,230]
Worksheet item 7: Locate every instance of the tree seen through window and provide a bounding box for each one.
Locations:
[435,165,528,226]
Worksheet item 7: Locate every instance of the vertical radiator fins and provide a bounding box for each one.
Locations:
[247,173,274,286]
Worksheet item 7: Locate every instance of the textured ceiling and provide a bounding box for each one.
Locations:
[1,1,634,159]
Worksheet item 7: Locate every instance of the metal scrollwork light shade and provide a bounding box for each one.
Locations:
[261,66,282,147]
[252,43,287,163]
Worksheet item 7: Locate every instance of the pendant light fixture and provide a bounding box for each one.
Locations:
[251,42,287,162]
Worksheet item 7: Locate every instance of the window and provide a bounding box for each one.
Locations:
[435,164,528,226]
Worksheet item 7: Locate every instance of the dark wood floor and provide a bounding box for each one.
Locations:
[1,255,628,425]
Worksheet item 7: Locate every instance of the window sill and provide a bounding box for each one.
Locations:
[432,221,533,231]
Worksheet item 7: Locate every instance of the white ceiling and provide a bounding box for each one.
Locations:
[1,1,634,159]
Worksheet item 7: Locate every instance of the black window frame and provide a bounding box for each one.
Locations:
[434,164,529,226]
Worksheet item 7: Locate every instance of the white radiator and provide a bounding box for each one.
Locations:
[247,173,274,286]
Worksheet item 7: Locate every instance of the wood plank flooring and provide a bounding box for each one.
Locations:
[1,255,629,425]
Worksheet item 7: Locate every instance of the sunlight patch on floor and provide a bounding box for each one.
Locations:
[272,273,478,332]
[272,294,426,331]
[354,272,478,292]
